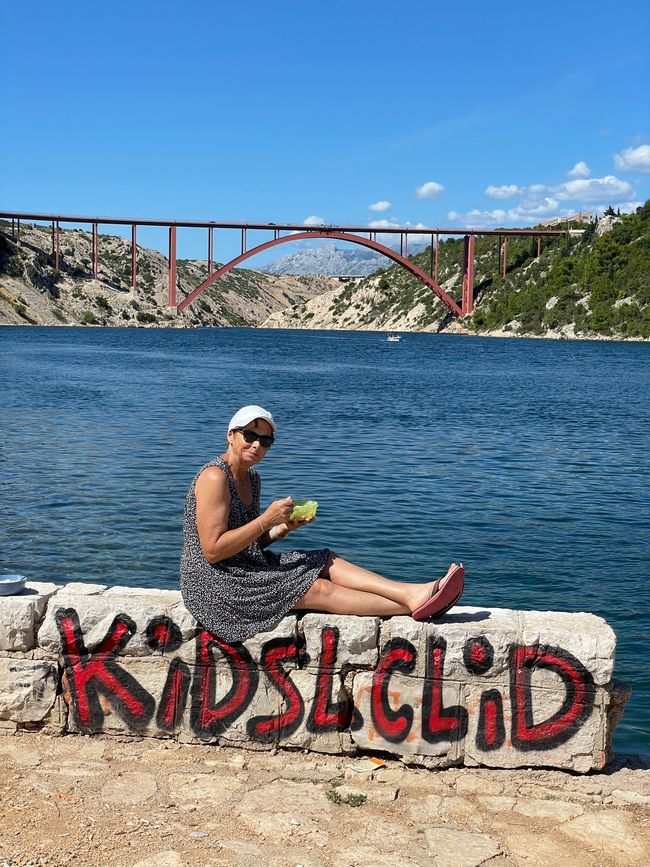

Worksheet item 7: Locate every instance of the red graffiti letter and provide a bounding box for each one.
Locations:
[371,638,416,743]
[307,626,351,732]
[248,637,304,742]
[56,608,155,733]
[421,636,468,743]
[191,630,258,737]
[510,644,595,751]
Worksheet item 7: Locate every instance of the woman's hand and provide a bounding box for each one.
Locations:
[274,516,316,538]
[261,497,294,529]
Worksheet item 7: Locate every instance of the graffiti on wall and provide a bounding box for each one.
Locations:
[55,608,596,752]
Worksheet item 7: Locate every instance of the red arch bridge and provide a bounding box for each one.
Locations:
[0,212,571,318]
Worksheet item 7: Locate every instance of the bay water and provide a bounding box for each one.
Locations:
[1,325,648,755]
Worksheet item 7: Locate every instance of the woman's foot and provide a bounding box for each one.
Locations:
[408,563,458,611]
[411,563,465,621]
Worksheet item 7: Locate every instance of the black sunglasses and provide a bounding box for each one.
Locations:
[234,427,275,448]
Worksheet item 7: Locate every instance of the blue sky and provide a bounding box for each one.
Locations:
[1,0,649,264]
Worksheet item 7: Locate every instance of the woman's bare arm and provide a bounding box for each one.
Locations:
[195,466,293,562]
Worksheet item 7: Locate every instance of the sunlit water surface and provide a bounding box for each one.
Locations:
[1,326,648,755]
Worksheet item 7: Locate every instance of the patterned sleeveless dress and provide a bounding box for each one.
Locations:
[180,457,331,642]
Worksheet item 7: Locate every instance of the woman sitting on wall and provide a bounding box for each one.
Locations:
[180,405,464,642]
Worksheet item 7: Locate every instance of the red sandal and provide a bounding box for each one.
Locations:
[412,563,465,621]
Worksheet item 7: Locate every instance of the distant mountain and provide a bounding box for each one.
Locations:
[261,244,390,276]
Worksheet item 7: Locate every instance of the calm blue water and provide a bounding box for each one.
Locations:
[1,326,648,755]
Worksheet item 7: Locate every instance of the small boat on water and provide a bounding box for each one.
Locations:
[386,333,402,342]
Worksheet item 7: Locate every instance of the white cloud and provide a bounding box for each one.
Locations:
[447,208,508,228]
[485,184,521,199]
[555,175,634,202]
[368,218,400,229]
[567,161,591,179]
[594,200,643,215]
[401,222,432,245]
[448,199,572,228]
[619,200,643,213]
[367,218,400,246]
[453,171,635,228]
[368,200,391,212]
[303,215,325,226]
[513,197,561,218]
[415,180,445,200]
[614,144,650,174]
[366,219,432,249]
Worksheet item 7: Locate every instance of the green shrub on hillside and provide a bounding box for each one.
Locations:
[470,202,650,337]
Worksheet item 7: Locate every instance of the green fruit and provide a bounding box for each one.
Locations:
[290,500,318,521]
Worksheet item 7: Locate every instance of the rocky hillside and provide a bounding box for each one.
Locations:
[2,203,648,340]
[263,202,650,340]
[0,221,339,328]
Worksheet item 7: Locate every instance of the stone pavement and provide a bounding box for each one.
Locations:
[0,733,649,867]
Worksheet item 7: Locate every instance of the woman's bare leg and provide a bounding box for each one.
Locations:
[293,578,410,616]
[321,554,459,613]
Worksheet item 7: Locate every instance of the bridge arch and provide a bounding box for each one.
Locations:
[177,231,462,316]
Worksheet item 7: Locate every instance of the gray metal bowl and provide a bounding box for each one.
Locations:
[0,574,27,596]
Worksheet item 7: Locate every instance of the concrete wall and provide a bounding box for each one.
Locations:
[0,582,630,773]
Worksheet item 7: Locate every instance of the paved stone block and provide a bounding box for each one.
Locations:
[38,587,196,657]
[423,827,502,866]
[62,656,174,738]
[0,656,58,722]
[350,670,464,762]
[236,780,332,847]
[179,660,283,748]
[561,809,649,864]
[463,680,607,772]
[379,607,521,680]
[504,832,595,866]
[164,770,242,804]
[514,798,583,820]
[0,581,61,652]
[519,609,616,686]
[300,612,379,669]
[277,669,350,754]
[241,615,299,665]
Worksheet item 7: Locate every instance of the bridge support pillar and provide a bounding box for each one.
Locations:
[168,227,177,308]
[131,225,137,290]
[435,232,439,281]
[92,223,99,279]
[461,234,475,316]
[208,227,214,275]
[53,221,60,271]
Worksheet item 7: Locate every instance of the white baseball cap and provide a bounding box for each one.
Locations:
[227,405,277,433]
